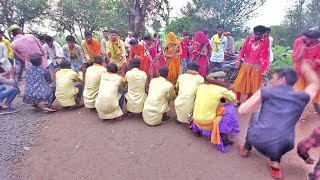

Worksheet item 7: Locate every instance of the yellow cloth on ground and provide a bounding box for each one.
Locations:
[83,64,107,108]
[125,68,147,113]
[95,72,124,119]
[106,40,127,67]
[55,69,82,107]
[194,107,225,144]
[233,63,262,94]
[143,77,176,126]
[294,74,320,103]
[193,84,236,129]
[212,34,223,52]
[174,73,204,123]
[0,38,14,59]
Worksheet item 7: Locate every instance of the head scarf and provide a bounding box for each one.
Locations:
[193,31,211,56]
[6,24,20,34]
[166,32,179,45]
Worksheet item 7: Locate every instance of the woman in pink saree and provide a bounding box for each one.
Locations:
[143,34,166,81]
[192,31,211,78]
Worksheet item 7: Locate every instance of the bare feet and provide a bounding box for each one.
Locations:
[237,144,249,158]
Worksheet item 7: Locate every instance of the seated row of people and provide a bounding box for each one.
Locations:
[15,53,239,152]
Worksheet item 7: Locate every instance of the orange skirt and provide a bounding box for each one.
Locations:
[294,75,320,104]
[233,63,262,94]
[140,56,150,75]
[166,57,180,85]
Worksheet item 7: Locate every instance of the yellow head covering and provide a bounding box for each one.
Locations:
[166,32,179,45]
[6,24,20,34]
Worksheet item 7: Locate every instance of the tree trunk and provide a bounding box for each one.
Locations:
[129,0,146,36]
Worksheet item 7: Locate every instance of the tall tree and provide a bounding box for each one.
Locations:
[165,0,266,38]
[128,0,172,36]
[51,0,128,40]
[0,0,50,30]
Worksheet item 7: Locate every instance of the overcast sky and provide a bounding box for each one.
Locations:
[168,0,294,29]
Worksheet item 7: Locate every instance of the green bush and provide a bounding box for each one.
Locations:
[269,45,294,77]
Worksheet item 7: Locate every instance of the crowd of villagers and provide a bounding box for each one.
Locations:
[1,23,320,179]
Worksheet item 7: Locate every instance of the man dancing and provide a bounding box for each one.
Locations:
[237,61,319,179]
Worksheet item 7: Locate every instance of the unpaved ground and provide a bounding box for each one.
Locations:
[6,103,319,180]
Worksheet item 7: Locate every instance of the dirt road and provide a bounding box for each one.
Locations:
[10,104,319,180]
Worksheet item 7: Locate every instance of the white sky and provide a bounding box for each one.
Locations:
[169,0,294,29]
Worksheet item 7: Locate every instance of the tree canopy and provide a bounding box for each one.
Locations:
[165,0,266,39]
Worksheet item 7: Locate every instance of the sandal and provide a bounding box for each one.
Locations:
[268,161,282,179]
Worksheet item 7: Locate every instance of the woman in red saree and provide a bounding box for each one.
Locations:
[143,35,165,81]
[192,31,211,78]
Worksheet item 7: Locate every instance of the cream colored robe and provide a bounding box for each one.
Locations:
[83,64,107,108]
[125,68,147,113]
[174,73,204,123]
[143,77,176,126]
[55,69,82,107]
[95,72,124,119]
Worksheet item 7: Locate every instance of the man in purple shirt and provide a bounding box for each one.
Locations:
[7,24,48,69]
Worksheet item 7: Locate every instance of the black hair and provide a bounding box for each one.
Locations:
[12,29,20,36]
[303,27,320,39]
[216,24,225,29]
[159,67,169,78]
[109,30,118,35]
[273,67,298,86]
[103,30,109,33]
[129,39,138,45]
[66,35,75,42]
[187,62,200,72]
[130,58,141,69]
[60,60,71,69]
[107,63,118,73]
[183,32,190,36]
[44,35,53,42]
[265,27,272,32]
[143,35,152,41]
[154,33,159,39]
[253,25,267,33]
[93,56,104,64]
[29,53,42,67]
[84,31,92,37]
[38,35,45,40]
[0,30,4,35]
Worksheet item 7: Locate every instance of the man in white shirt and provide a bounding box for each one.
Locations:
[210,25,228,70]
[124,31,134,56]
[265,27,274,63]
[100,30,109,61]
[43,35,63,72]
[0,43,12,72]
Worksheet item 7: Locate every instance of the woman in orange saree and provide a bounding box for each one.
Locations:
[164,32,182,85]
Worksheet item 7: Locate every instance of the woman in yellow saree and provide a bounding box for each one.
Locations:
[164,32,182,85]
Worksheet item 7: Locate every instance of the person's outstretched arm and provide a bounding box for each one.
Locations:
[301,61,320,103]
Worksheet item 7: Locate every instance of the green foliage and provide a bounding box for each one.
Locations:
[0,0,50,27]
[269,45,294,76]
[271,0,320,47]
[234,39,245,52]
[165,0,265,38]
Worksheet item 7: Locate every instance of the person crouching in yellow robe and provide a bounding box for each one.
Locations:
[175,61,204,123]
[83,56,107,109]
[125,58,147,116]
[143,67,176,125]
[95,63,125,120]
